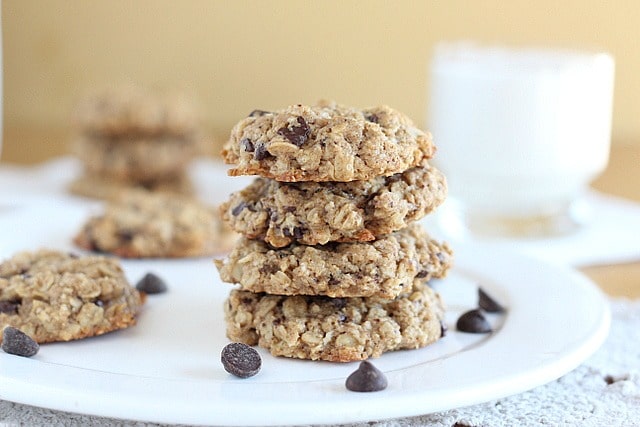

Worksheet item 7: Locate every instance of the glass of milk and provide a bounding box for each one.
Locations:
[428,43,615,238]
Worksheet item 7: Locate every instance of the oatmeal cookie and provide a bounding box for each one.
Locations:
[221,101,435,182]
[225,279,445,362]
[0,250,143,344]
[74,190,237,258]
[68,172,194,200]
[71,133,202,181]
[221,162,447,247]
[74,85,199,137]
[215,223,452,298]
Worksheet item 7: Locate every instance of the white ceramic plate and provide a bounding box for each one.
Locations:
[0,201,610,426]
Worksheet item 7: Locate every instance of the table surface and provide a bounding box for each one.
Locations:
[1,128,640,298]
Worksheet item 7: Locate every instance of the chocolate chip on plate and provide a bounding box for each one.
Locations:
[478,287,505,313]
[135,272,168,294]
[221,342,262,378]
[2,326,39,357]
[456,309,492,333]
[345,360,388,392]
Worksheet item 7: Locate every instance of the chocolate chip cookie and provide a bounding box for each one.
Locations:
[221,101,436,182]
[74,85,199,137]
[221,162,447,247]
[74,190,237,258]
[215,223,452,298]
[0,250,143,344]
[68,172,194,200]
[224,279,445,362]
[71,133,203,182]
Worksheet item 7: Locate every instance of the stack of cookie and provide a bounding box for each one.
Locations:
[69,85,204,199]
[215,101,453,362]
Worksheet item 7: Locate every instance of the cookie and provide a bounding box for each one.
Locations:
[221,101,436,182]
[221,162,447,247]
[74,190,237,258]
[0,250,143,344]
[71,133,203,181]
[215,223,453,298]
[68,172,194,200]
[224,279,445,362]
[74,85,199,137]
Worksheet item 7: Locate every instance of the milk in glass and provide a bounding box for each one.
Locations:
[429,43,615,237]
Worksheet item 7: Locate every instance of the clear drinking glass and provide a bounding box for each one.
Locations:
[428,43,615,238]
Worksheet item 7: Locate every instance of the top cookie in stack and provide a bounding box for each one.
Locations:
[221,101,435,182]
[216,101,453,362]
[69,85,205,199]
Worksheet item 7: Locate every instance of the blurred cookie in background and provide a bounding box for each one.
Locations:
[68,171,194,200]
[69,84,208,199]
[73,189,238,258]
[73,84,200,139]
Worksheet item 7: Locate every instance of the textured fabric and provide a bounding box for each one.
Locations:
[1,299,638,427]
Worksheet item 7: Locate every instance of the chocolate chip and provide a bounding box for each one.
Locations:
[277,116,310,147]
[231,202,247,216]
[221,342,261,378]
[604,375,616,385]
[117,230,135,242]
[240,138,255,153]
[415,270,429,279]
[283,226,304,239]
[248,109,270,117]
[332,298,347,309]
[386,174,402,184]
[365,113,379,123]
[135,272,168,294]
[2,327,39,357]
[94,300,104,308]
[440,320,448,337]
[283,206,297,213]
[258,264,279,274]
[478,287,505,313]
[0,301,19,315]
[254,143,270,160]
[345,360,388,392]
[456,309,492,333]
[292,227,304,239]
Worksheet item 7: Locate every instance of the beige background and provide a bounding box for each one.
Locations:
[2,0,640,163]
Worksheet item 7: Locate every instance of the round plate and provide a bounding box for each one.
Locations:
[0,201,610,426]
